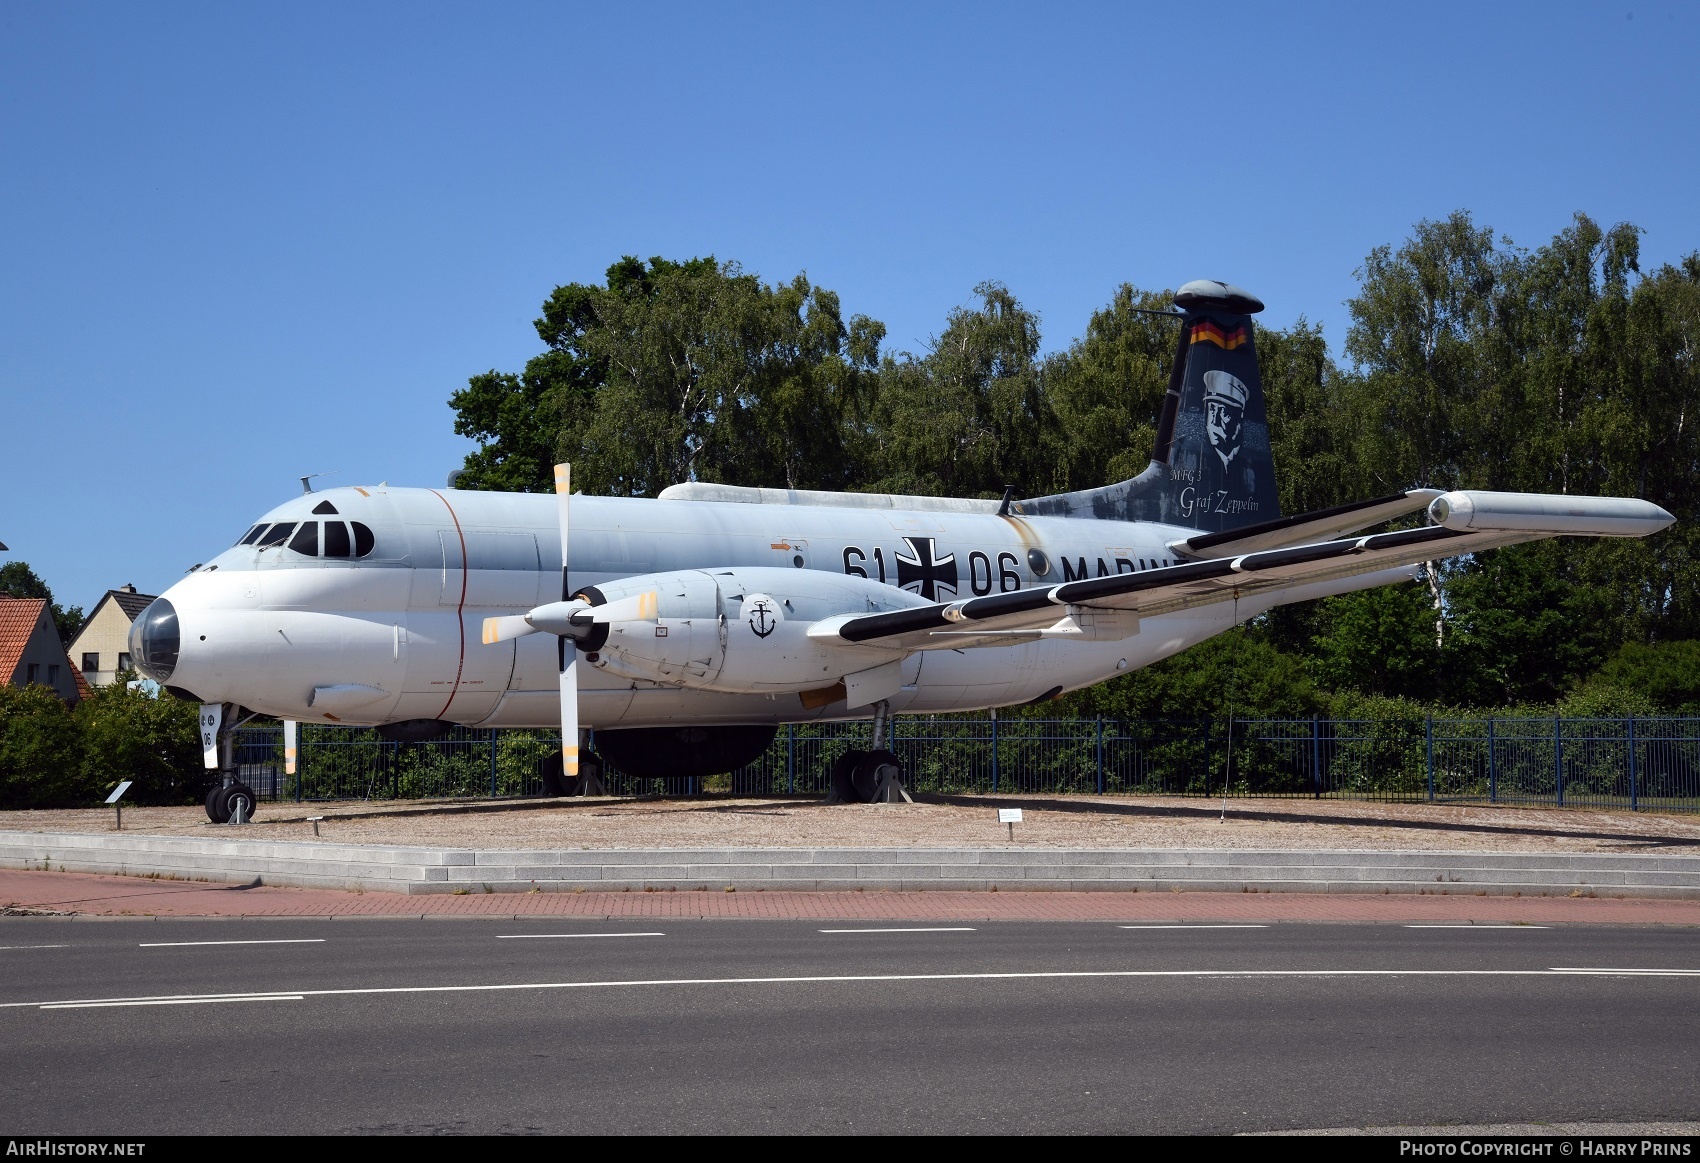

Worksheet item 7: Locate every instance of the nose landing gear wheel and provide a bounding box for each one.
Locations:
[206,783,257,824]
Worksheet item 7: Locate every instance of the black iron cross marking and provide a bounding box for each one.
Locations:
[895,536,958,601]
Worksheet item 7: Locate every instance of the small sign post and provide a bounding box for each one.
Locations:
[105,781,134,831]
[998,806,1023,842]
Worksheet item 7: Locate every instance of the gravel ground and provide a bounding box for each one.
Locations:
[7,793,1700,852]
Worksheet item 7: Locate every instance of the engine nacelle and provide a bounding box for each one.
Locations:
[583,567,923,700]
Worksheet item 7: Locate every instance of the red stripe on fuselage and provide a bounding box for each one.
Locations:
[428,489,469,720]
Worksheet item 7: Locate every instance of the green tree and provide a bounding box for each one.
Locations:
[0,561,85,646]
[1309,580,1443,700]
[451,256,882,498]
[1042,283,1176,494]
[1441,541,1616,705]
[867,282,1056,497]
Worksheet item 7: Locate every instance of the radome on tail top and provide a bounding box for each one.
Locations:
[131,279,1674,816]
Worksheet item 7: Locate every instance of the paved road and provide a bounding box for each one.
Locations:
[2,917,1698,1134]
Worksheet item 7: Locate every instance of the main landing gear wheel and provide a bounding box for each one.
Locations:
[206,783,257,824]
[827,750,866,804]
[539,752,578,797]
[539,750,605,796]
[852,749,905,804]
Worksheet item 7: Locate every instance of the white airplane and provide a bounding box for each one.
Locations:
[129,280,1674,821]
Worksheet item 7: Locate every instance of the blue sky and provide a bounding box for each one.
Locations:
[2,1,1696,609]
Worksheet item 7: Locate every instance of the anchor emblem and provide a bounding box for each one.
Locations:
[746,595,778,639]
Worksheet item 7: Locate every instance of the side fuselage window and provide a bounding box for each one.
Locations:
[288,523,319,556]
[323,521,352,557]
[352,522,375,558]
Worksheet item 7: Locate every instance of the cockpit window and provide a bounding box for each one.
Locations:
[312,500,339,515]
[323,521,352,557]
[237,525,266,546]
[257,522,294,548]
[288,523,319,556]
[352,522,376,557]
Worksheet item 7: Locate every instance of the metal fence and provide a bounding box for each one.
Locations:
[231,715,1700,813]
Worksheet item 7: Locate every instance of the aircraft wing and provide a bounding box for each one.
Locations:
[819,490,1674,652]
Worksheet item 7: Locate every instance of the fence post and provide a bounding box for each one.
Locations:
[786,723,796,796]
[1425,716,1435,803]
[1095,714,1105,795]
[1487,718,1497,803]
[1626,715,1638,812]
[1311,713,1322,799]
[1554,716,1564,808]
[296,726,304,802]
[489,731,498,798]
[991,710,1000,794]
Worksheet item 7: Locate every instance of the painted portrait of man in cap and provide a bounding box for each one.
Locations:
[1203,370,1248,471]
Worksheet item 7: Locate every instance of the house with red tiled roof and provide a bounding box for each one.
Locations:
[0,596,89,703]
[64,584,158,687]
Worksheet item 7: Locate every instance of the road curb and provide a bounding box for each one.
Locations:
[5,830,1700,898]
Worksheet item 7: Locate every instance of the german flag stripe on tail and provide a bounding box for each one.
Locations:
[1191,321,1248,350]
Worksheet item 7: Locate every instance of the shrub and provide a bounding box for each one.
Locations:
[75,681,203,804]
[0,683,88,808]
[1584,641,1700,714]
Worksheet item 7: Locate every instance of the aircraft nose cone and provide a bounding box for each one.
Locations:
[129,597,180,682]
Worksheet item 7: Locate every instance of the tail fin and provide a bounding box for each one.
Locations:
[1019,279,1280,533]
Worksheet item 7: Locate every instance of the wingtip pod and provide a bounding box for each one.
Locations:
[1429,491,1675,538]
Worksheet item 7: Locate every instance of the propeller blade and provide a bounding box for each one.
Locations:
[554,462,572,601]
[559,636,579,778]
[590,591,659,623]
[283,719,297,777]
[482,614,540,644]
[554,463,578,778]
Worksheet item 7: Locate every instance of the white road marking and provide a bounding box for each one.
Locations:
[138,939,327,948]
[497,933,665,940]
[1550,968,1700,975]
[44,995,304,1010]
[0,945,71,951]
[1119,925,1268,930]
[12,966,1700,1011]
[817,927,978,934]
[1404,925,1549,930]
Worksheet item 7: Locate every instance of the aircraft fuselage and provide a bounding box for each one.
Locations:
[141,484,1372,729]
